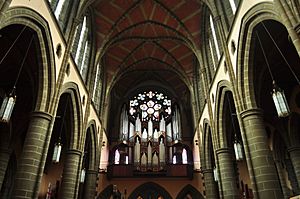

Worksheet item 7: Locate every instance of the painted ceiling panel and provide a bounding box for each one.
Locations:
[93,0,203,97]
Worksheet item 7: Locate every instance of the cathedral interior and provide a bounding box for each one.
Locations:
[0,0,300,199]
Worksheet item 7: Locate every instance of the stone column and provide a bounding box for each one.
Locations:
[60,149,82,199]
[0,123,11,191]
[83,169,97,199]
[288,146,300,191]
[216,148,239,199]
[274,160,291,199]
[0,148,11,190]
[241,108,282,198]
[202,168,219,199]
[12,111,52,199]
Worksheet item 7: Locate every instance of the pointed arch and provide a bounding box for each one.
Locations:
[202,120,215,170]
[214,80,233,148]
[60,82,84,150]
[85,120,99,170]
[176,184,204,199]
[236,2,281,110]
[0,7,56,113]
[128,182,172,199]
[96,184,119,199]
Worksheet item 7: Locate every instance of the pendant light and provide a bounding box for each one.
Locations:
[52,98,68,163]
[52,137,62,163]
[0,89,16,123]
[227,94,244,161]
[234,135,243,161]
[80,151,87,183]
[272,81,290,117]
[256,21,300,117]
[80,168,86,183]
[213,166,218,182]
[0,28,33,123]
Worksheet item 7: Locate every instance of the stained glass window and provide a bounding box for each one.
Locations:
[129,91,171,121]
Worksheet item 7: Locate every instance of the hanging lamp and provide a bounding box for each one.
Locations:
[226,95,244,161]
[0,29,33,123]
[255,30,290,117]
[52,137,62,163]
[80,151,88,183]
[80,168,86,183]
[234,135,243,161]
[0,88,16,123]
[52,98,68,163]
[213,166,218,182]
[272,81,290,117]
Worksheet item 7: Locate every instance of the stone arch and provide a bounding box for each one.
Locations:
[176,184,204,199]
[84,121,99,171]
[201,120,220,199]
[60,82,83,150]
[236,2,281,110]
[128,182,172,199]
[201,4,217,81]
[0,7,56,113]
[214,80,233,148]
[0,152,16,198]
[202,119,214,169]
[96,184,121,199]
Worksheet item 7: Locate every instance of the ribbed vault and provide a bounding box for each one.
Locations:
[93,0,203,94]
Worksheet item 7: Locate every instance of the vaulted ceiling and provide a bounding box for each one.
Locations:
[93,0,203,98]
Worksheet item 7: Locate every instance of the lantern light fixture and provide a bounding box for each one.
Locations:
[213,166,218,182]
[0,28,33,123]
[80,168,86,183]
[255,22,300,117]
[52,137,62,163]
[234,135,244,161]
[226,94,244,161]
[52,98,68,163]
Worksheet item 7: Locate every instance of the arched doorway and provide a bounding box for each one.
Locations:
[128,182,172,199]
[176,184,204,199]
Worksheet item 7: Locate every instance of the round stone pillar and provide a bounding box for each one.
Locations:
[202,168,219,199]
[83,169,97,199]
[0,147,11,191]
[12,111,52,199]
[288,146,300,191]
[241,108,282,199]
[60,149,82,199]
[274,160,291,199]
[216,147,239,199]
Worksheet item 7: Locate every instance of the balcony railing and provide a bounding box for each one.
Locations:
[107,163,193,179]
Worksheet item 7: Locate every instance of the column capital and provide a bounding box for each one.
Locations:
[201,168,213,174]
[213,15,222,22]
[295,23,300,33]
[215,147,231,155]
[31,111,53,121]
[67,149,82,156]
[240,108,264,119]
[73,17,82,26]
[86,169,98,175]
[287,146,300,153]
[0,147,12,154]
